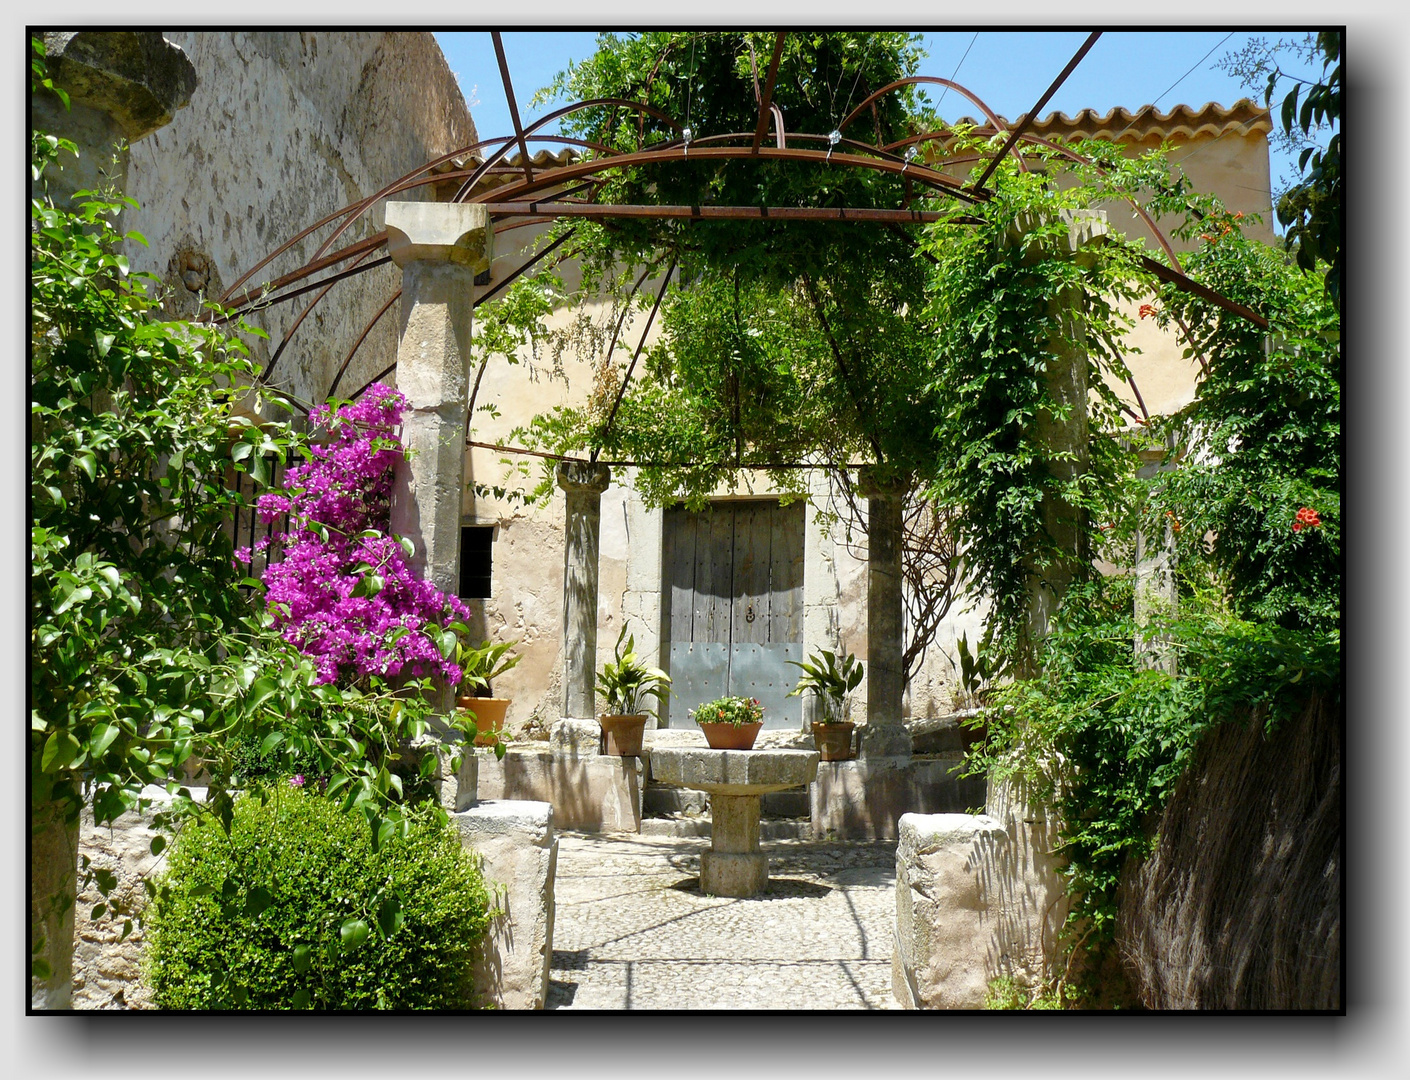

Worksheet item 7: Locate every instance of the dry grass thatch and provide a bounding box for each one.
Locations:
[1117,692,1341,1010]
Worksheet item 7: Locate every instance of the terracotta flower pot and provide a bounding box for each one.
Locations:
[599,714,649,757]
[811,720,856,761]
[698,721,763,750]
[457,696,510,746]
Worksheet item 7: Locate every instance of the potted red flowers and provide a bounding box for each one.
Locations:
[691,696,765,750]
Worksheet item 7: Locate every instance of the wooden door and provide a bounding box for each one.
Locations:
[662,500,804,728]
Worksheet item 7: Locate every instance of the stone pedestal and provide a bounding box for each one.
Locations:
[857,467,911,758]
[893,812,1010,1009]
[32,32,197,211]
[650,747,819,897]
[700,794,768,897]
[455,800,557,1010]
[556,462,611,720]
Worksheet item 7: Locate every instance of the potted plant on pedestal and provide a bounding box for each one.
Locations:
[787,649,863,761]
[691,696,765,750]
[595,627,672,757]
[453,637,521,746]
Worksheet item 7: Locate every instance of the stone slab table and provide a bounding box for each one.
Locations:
[650,748,820,897]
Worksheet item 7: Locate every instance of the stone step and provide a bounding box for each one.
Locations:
[639,815,813,841]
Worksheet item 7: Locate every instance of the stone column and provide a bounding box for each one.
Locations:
[556,461,611,725]
[31,32,197,213]
[384,202,490,719]
[1134,443,1179,674]
[1004,209,1109,676]
[857,467,911,758]
[29,30,195,1012]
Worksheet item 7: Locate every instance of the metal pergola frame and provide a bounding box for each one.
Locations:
[211,30,1268,463]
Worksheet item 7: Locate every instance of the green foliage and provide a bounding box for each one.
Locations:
[1146,210,1340,633]
[508,32,942,509]
[29,42,469,975]
[983,975,1068,1010]
[786,649,862,719]
[534,31,935,288]
[143,792,493,1010]
[596,626,672,715]
[1271,32,1341,309]
[966,577,1341,975]
[921,140,1159,662]
[954,628,1007,706]
[691,695,765,727]
[451,634,522,694]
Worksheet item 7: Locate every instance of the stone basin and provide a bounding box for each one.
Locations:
[649,747,819,795]
[650,747,820,897]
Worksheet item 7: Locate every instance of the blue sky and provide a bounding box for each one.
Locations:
[435,29,1325,199]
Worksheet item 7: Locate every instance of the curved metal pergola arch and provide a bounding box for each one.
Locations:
[222,30,1264,434]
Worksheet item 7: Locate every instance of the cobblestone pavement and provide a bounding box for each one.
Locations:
[546,830,901,1010]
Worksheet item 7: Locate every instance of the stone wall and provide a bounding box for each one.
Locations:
[71,788,199,1010]
[125,31,476,409]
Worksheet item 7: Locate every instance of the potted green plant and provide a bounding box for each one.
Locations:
[787,649,863,761]
[690,695,765,750]
[452,636,521,747]
[595,627,672,757]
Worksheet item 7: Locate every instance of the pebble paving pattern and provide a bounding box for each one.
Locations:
[546,830,901,1010]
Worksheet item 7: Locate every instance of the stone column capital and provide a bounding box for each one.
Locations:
[1003,208,1110,266]
[856,465,908,499]
[556,460,611,495]
[40,31,198,142]
[384,201,492,273]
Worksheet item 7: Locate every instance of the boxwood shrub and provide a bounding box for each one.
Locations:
[144,791,492,1010]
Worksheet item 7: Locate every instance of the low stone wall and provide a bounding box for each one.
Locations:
[810,753,987,841]
[476,748,645,833]
[72,786,200,1010]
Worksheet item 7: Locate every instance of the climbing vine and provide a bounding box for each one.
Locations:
[920,135,1163,664]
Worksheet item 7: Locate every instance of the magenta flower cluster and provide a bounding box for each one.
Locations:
[238,384,469,686]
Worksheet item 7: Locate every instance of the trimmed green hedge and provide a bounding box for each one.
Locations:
[144,791,492,1010]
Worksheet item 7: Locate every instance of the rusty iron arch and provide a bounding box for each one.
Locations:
[219,31,1262,421]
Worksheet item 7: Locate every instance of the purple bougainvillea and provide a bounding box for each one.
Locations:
[238,384,469,686]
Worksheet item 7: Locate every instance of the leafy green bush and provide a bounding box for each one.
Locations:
[144,792,493,1010]
[967,576,1341,987]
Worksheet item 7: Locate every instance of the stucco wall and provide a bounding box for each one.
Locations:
[126,31,476,411]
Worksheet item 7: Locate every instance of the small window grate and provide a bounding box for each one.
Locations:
[459,525,494,598]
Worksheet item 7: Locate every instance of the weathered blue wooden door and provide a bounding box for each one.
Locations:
[661,500,804,729]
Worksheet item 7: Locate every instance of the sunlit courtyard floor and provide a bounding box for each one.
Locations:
[546,831,900,1010]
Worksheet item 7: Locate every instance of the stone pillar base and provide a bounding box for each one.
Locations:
[700,851,769,898]
[859,723,912,758]
[477,749,643,833]
[549,718,602,757]
[811,755,987,841]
